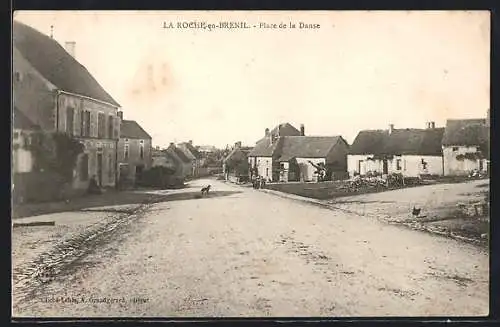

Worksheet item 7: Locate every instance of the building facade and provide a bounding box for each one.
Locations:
[117,114,152,185]
[348,123,445,178]
[13,21,121,196]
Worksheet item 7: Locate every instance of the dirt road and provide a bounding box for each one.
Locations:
[12,179,488,317]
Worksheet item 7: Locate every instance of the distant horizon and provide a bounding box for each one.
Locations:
[14,11,490,149]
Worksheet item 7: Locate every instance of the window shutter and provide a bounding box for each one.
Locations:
[80,110,85,136]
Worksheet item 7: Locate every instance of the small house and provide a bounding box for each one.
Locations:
[348,122,445,178]
[117,113,152,185]
[223,141,253,183]
[442,118,489,176]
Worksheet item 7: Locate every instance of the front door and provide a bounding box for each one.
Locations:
[136,165,144,183]
[97,153,103,186]
[383,160,388,174]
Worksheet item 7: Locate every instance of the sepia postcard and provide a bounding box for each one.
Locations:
[11,10,490,318]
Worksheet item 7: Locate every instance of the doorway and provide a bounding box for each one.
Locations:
[97,153,103,186]
[136,164,144,184]
[383,160,388,174]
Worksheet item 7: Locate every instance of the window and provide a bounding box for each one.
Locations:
[66,107,75,135]
[452,147,459,152]
[108,115,114,139]
[85,111,91,136]
[124,144,129,160]
[421,158,428,170]
[108,154,114,179]
[140,144,144,159]
[97,113,105,138]
[80,154,89,181]
[14,72,21,82]
[396,159,402,170]
[13,131,19,139]
[23,135,31,147]
[266,168,269,177]
[80,110,85,136]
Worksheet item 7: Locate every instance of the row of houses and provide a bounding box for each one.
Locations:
[151,141,208,180]
[12,21,217,200]
[233,116,489,184]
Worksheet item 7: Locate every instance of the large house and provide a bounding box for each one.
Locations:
[13,21,121,199]
[117,112,152,185]
[348,122,445,178]
[442,117,490,176]
[248,123,349,182]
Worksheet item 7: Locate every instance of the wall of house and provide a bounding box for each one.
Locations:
[12,129,33,173]
[326,140,349,172]
[296,158,326,182]
[348,155,374,177]
[73,139,117,189]
[279,162,290,182]
[13,48,57,131]
[443,146,485,176]
[57,93,120,188]
[254,157,273,182]
[117,137,152,181]
[400,155,443,177]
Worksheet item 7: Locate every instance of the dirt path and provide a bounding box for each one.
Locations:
[12,179,489,317]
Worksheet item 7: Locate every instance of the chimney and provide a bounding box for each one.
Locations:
[117,111,123,120]
[65,41,76,59]
[234,141,241,149]
[300,124,305,136]
[430,121,435,129]
[265,128,270,137]
[189,140,193,145]
[388,124,394,135]
[155,146,160,150]
[169,142,174,147]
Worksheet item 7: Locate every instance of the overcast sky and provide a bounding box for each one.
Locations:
[13,11,490,149]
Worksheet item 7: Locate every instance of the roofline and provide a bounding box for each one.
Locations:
[58,89,120,109]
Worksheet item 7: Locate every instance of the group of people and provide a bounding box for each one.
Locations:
[252,176,266,189]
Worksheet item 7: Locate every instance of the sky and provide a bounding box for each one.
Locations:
[13,11,490,149]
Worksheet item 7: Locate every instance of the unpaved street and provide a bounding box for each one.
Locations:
[12,179,488,317]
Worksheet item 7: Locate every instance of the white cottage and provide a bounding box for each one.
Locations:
[348,122,445,178]
[441,118,489,176]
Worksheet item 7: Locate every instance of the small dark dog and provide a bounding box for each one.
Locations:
[201,185,211,196]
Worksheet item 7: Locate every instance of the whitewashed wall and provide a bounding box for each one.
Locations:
[256,157,273,181]
[12,130,34,173]
[296,158,325,182]
[401,155,443,177]
[443,146,484,176]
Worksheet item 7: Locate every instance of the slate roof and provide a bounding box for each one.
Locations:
[349,128,445,156]
[13,107,39,130]
[277,136,343,161]
[270,123,301,137]
[120,120,151,139]
[248,123,302,157]
[13,21,120,107]
[442,119,489,146]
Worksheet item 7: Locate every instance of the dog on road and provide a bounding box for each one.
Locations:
[201,185,211,196]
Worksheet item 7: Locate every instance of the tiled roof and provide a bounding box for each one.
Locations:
[13,106,39,130]
[277,136,343,161]
[349,128,445,156]
[248,122,301,157]
[120,120,151,139]
[13,21,120,107]
[178,142,201,159]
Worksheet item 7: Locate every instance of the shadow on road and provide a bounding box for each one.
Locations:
[12,190,243,219]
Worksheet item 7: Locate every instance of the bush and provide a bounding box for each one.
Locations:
[136,166,181,189]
